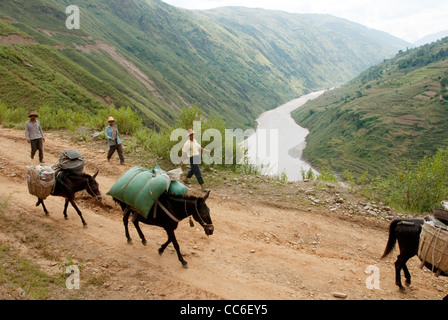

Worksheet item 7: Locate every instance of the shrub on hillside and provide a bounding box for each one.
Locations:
[0,103,27,127]
[375,148,448,213]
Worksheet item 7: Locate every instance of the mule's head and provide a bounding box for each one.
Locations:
[194,191,214,236]
[87,170,102,201]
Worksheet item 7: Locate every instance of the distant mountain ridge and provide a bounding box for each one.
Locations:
[0,0,411,129]
[200,7,411,88]
[414,30,448,47]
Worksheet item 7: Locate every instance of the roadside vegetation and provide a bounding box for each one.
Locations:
[0,245,63,299]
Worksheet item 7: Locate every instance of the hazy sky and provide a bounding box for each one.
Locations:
[161,0,448,43]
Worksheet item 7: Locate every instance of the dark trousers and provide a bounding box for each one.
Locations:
[107,143,125,163]
[186,156,204,185]
[30,138,43,162]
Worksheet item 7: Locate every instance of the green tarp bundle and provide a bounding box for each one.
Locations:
[107,165,188,218]
[168,180,189,196]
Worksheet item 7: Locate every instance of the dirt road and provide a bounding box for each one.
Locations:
[0,126,446,300]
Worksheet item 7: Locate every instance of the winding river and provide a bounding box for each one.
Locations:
[245,90,325,181]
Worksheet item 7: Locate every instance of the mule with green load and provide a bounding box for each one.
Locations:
[107,165,214,268]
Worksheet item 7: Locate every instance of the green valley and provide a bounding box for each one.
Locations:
[293,37,448,178]
[0,0,409,130]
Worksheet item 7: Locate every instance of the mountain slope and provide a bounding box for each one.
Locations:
[200,8,410,89]
[292,37,448,177]
[0,0,410,129]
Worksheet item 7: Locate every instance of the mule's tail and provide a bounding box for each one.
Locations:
[381,219,401,259]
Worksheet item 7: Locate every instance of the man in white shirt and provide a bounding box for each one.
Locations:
[180,129,210,192]
[25,111,45,163]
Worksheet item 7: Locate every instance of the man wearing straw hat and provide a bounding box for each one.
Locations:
[25,111,45,163]
[105,116,125,165]
[180,129,211,192]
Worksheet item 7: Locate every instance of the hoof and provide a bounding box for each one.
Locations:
[64,216,69,220]
[44,211,50,216]
[83,223,88,228]
[127,239,133,244]
[142,240,147,246]
[158,248,163,255]
[398,286,406,293]
[405,280,411,287]
[182,261,189,269]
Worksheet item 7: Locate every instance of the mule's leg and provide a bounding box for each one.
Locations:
[63,199,70,220]
[403,264,412,287]
[394,255,406,291]
[132,219,147,245]
[158,238,172,256]
[122,207,132,244]
[164,229,188,268]
[68,199,87,227]
[41,200,49,216]
[36,198,49,215]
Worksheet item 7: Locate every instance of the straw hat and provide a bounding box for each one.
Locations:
[186,129,195,136]
[107,116,115,122]
[28,111,38,118]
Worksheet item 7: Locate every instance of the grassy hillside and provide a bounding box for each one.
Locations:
[0,16,172,129]
[292,37,448,177]
[201,8,410,89]
[0,0,409,130]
